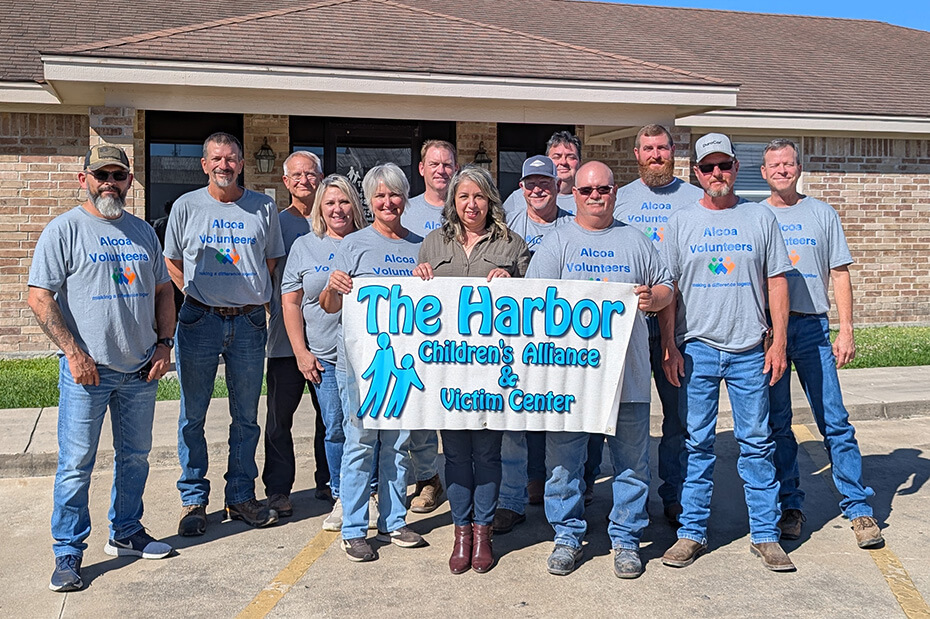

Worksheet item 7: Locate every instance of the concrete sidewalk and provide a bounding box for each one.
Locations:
[2,365,930,478]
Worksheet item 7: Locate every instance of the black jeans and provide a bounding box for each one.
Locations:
[262,356,329,496]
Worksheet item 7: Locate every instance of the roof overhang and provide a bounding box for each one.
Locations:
[39,55,738,125]
[679,109,930,137]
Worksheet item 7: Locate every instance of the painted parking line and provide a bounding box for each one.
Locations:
[794,424,930,619]
[236,529,339,619]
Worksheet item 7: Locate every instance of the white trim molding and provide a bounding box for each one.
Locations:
[0,82,62,105]
[679,110,930,137]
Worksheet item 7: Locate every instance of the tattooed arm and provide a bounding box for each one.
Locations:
[27,286,99,386]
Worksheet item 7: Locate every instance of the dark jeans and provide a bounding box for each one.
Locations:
[441,429,503,526]
[262,356,329,496]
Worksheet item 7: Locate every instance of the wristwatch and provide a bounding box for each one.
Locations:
[157,337,175,350]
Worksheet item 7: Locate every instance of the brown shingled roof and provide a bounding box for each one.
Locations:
[4,0,930,118]
[47,0,729,86]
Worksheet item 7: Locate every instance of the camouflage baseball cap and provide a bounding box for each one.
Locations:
[84,144,130,171]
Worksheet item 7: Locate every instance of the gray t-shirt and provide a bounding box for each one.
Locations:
[506,206,574,253]
[402,193,444,238]
[761,196,853,315]
[281,232,343,365]
[163,187,285,307]
[332,226,424,372]
[502,188,576,216]
[267,209,314,358]
[526,220,673,403]
[662,199,792,352]
[29,206,170,373]
[614,178,704,250]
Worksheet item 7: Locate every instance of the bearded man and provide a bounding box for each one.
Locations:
[612,125,703,526]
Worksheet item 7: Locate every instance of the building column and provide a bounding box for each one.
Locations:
[243,114,290,210]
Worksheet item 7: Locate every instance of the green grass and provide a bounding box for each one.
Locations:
[832,326,930,370]
[1,326,928,409]
[0,358,263,409]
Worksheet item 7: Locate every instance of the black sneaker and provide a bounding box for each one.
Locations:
[227,498,279,528]
[178,504,207,536]
[342,537,376,562]
[376,526,426,548]
[49,555,83,592]
[105,529,172,559]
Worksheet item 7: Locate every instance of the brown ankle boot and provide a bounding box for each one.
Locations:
[472,524,494,573]
[449,524,473,574]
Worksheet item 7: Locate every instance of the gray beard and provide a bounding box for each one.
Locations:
[88,189,125,217]
[706,186,732,198]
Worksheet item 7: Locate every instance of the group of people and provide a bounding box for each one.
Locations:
[29,125,881,593]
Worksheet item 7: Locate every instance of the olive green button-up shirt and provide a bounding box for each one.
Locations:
[417,228,531,279]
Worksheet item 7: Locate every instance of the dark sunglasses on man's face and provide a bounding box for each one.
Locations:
[89,170,129,182]
[575,185,613,196]
[697,160,735,174]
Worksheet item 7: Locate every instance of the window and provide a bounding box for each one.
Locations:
[497,123,574,195]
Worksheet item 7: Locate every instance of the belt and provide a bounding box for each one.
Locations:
[186,296,261,317]
[789,311,824,317]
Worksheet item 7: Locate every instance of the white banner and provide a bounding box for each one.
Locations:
[342,277,637,434]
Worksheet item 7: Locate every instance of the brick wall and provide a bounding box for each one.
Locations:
[243,114,290,210]
[0,112,90,355]
[578,125,694,186]
[801,137,930,325]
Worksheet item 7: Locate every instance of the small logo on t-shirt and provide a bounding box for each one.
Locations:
[708,256,735,275]
[111,266,136,285]
[216,248,241,265]
[645,226,664,242]
[789,250,801,266]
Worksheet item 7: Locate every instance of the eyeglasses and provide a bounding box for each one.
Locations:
[575,185,613,196]
[89,169,129,182]
[696,160,735,174]
[288,172,321,181]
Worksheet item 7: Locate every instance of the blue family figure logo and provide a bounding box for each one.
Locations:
[384,354,423,418]
[358,332,397,419]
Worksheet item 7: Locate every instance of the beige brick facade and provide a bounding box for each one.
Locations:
[2,112,929,356]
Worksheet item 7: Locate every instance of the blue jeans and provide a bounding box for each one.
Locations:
[176,302,267,507]
[649,315,683,507]
[408,430,440,482]
[441,429,503,526]
[336,368,410,540]
[52,357,158,558]
[544,403,651,550]
[313,360,345,498]
[769,314,874,519]
[499,431,528,513]
[678,340,780,545]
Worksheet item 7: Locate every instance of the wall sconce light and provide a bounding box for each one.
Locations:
[473,141,492,171]
[255,138,276,174]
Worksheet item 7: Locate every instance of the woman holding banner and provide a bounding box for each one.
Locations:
[413,166,531,574]
[281,174,367,534]
[321,163,427,563]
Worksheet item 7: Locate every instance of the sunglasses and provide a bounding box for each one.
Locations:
[575,185,613,196]
[89,169,129,182]
[697,160,735,174]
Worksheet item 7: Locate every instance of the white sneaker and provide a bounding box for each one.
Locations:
[368,494,379,530]
[322,499,343,532]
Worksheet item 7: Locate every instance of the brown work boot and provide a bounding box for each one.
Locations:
[661,538,706,568]
[492,508,526,534]
[226,498,279,528]
[852,516,884,548]
[267,493,293,518]
[527,478,545,505]
[750,542,796,572]
[777,508,805,540]
[410,474,443,513]
[178,504,207,537]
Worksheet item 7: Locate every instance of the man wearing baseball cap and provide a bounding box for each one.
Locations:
[659,133,795,571]
[493,155,575,535]
[29,143,176,592]
[502,131,582,216]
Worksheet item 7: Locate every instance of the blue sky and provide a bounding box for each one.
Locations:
[605,1,930,32]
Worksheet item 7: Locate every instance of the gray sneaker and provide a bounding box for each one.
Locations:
[547,544,583,576]
[342,537,376,562]
[323,499,343,532]
[376,526,426,548]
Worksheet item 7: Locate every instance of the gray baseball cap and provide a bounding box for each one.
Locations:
[521,155,557,180]
[694,133,735,162]
[84,143,130,171]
